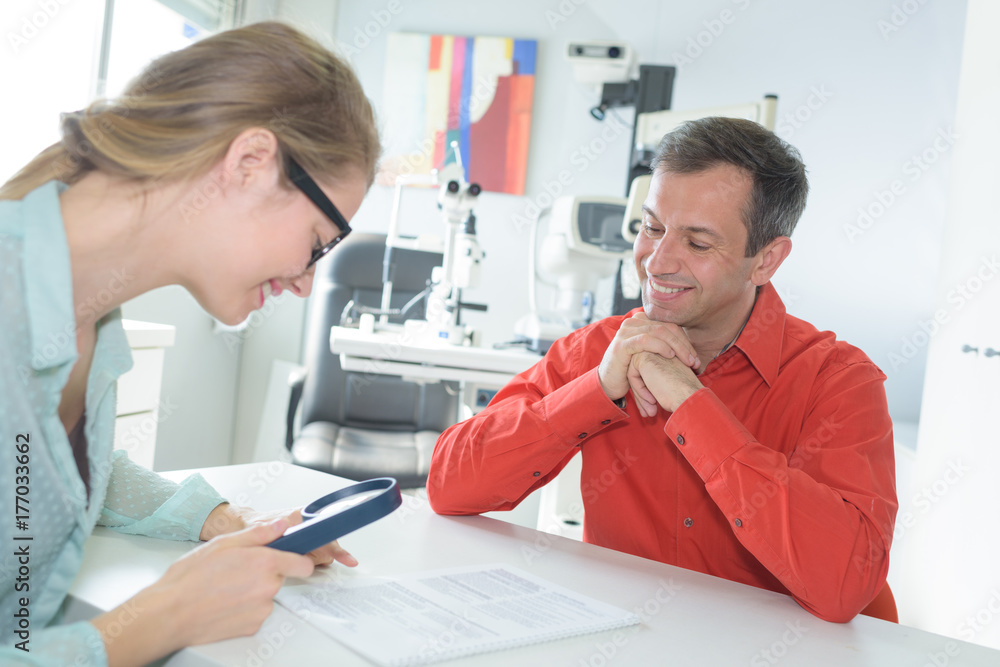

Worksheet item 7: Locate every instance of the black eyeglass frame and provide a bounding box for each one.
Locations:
[286,157,352,269]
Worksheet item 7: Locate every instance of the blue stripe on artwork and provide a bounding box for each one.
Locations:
[459,36,474,181]
[512,39,536,75]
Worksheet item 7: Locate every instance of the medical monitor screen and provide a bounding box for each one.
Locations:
[577,202,631,253]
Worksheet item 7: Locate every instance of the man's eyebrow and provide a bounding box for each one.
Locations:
[640,205,723,240]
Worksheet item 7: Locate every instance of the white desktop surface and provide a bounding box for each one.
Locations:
[66,463,1000,666]
[330,325,539,385]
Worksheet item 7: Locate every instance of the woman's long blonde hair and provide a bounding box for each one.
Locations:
[0,21,380,200]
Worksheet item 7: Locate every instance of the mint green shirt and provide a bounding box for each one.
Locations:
[0,182,227,666]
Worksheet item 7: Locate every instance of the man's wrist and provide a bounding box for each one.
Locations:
[671,384,701,411]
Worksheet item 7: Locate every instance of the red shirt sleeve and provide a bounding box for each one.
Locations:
[665,361,897,622]
[428,334,627,515]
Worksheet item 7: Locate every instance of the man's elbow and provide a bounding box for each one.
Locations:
[425,463,477,516]
[795,577,891,624]
[426,480,465,516]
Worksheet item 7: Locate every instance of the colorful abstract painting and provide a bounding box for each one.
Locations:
[381,33,537,195]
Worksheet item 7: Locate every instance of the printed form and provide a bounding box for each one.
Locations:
[276,563,640,666]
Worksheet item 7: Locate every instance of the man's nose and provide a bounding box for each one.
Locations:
[644,232,683,276]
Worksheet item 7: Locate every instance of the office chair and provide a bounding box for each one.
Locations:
[285,232,460,489]
[860,581,898,623]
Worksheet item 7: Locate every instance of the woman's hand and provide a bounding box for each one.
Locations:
[93,520,314,667]
[200,502,358,567]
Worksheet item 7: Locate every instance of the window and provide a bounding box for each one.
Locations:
[0,0,238,184]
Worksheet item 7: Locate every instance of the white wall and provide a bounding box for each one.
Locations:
[130,1,968,470]
[323,0,966,431]
[894,0,1000,648]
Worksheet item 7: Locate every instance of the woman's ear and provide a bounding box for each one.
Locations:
[220,127,280,189]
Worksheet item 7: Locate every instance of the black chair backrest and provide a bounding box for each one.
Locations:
[299,232,459,433]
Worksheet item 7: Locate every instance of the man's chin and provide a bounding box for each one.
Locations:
[642,299,688,325]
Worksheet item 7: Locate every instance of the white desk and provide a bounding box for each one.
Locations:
[330,324,558,532]
[65,463,1000,666]
[330,324,539,387]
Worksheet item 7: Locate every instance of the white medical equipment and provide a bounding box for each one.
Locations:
[378,142,486,347]
[513,196,635,353]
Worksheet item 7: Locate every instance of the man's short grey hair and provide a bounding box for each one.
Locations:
[649,116,809,257]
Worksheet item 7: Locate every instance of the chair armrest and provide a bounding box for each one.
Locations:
[285,367,308,451]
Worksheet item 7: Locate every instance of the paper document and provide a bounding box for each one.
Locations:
[276,563,641,666]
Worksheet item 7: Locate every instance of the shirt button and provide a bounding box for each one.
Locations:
[578,432,587,439]
[601,419,611,425]
[734,518,743,527]
[676,435,686,445]
[683,517,693,528]
[533,471,541,477]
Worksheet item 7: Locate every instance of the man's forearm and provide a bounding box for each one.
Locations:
[428,368,627,515]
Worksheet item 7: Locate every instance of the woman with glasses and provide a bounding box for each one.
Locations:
[0,21,378,666]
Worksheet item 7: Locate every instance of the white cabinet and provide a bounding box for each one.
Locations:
[113,320,175,470]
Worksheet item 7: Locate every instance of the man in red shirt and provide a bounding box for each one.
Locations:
[427,117,897,623]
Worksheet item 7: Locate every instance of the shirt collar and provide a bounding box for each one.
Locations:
[22,181,78,371]
[731,281,785,386]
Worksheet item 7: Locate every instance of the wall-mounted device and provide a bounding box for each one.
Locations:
[566,41,635,89]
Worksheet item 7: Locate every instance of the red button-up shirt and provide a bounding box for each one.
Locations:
[428,283,897,622]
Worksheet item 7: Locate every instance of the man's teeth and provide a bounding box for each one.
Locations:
[263,281,272,299]
[651,283,687,294]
